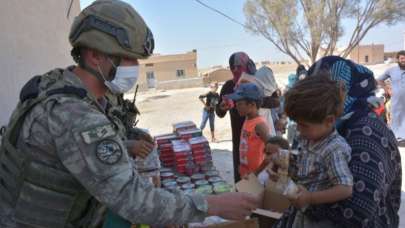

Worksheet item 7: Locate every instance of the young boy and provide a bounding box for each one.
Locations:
[271,75,353,227]
[258,136,291,186]
[228,83,270,179]
[199,82,220,142]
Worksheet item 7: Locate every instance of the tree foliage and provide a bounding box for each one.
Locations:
[244,0,405,65]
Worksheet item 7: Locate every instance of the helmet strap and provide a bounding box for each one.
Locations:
[78,58,107,83]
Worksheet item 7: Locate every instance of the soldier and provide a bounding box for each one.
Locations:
[0,1,259,228]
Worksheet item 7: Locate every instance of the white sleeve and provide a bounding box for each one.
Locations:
[377,68,391,81]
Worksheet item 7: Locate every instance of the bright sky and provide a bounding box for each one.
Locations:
[80,0,405,69]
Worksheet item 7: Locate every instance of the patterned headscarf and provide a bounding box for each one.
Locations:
[229,52,257,83]
[307,56,377,117]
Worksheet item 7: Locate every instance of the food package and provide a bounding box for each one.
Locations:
[258,149,299,199]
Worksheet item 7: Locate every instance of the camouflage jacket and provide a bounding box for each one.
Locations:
[0,67,207,227]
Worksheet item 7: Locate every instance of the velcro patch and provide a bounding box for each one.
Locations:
[81,124,116,144]
[96,140,123,165]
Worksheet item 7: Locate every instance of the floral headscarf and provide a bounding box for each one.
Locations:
[307,56,378,118]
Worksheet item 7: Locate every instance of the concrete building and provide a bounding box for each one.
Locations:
[0,0,81,129]
[137,50,198,90]
[349,44,384,65]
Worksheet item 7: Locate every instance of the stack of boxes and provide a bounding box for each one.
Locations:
[156,121,232,195]
[171,140,194,174]
[189,136,212,166]
[177,128,202,141]
[156,121,213,175]
[173,121,197,134]
[155,134,178,168]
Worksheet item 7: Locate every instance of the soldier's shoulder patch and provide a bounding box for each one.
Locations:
[81,124,116,144]
[96,139,123,165]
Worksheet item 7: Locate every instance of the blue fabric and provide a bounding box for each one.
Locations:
[274,56,402,228]
[200,109,215,131]
[307,56,376,115]
[287,73,298,89]
[103,210,131,228]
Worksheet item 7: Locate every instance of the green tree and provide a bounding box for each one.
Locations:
[244,0,405,65]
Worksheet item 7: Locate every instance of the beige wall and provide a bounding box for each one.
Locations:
[200,63,298,88]
[202,69,232,85]
[137,51,198,90]
[0,0,80,127]
[349,44,384,65]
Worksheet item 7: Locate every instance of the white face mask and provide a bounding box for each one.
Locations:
[104,65,139,94]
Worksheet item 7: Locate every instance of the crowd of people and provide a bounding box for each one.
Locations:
[213,52,403,228]
[0,0,403,228]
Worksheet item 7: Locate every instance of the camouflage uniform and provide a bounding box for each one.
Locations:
[0,67,208,228]
[0,1,209,227]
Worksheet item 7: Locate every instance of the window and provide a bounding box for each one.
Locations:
[146,71,155,80]
[146,72,156,88]
[145,63,154,67]
[365,55,369,63]
[176,69,185,78]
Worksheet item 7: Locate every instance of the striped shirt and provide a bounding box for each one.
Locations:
[290,130,353,192]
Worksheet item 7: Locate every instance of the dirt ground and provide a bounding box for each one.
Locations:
[127,62,405,226]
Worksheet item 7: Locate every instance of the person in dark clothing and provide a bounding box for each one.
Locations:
[216,52,257,183]
[296,64,307,80]
[199,82,220,142]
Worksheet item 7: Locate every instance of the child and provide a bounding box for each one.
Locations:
[258,136,291,186]
[272,75,353,228]
[199,82,220,142]
[227,83,270,178]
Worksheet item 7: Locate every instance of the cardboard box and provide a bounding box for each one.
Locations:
[235,174,290,220]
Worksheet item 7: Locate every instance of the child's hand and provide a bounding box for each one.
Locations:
[289,185,311,209]
[221,96,235,110]
[127,139,154,158]
[266,167,280,182]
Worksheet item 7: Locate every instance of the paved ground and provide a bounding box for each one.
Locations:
[130,83,405,226]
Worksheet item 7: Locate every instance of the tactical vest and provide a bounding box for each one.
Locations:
[0,69,108,228]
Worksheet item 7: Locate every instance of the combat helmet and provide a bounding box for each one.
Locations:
[69,0,154,61]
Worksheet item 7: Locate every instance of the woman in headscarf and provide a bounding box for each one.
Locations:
[274,56,401,228]
[216,52,257,183]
